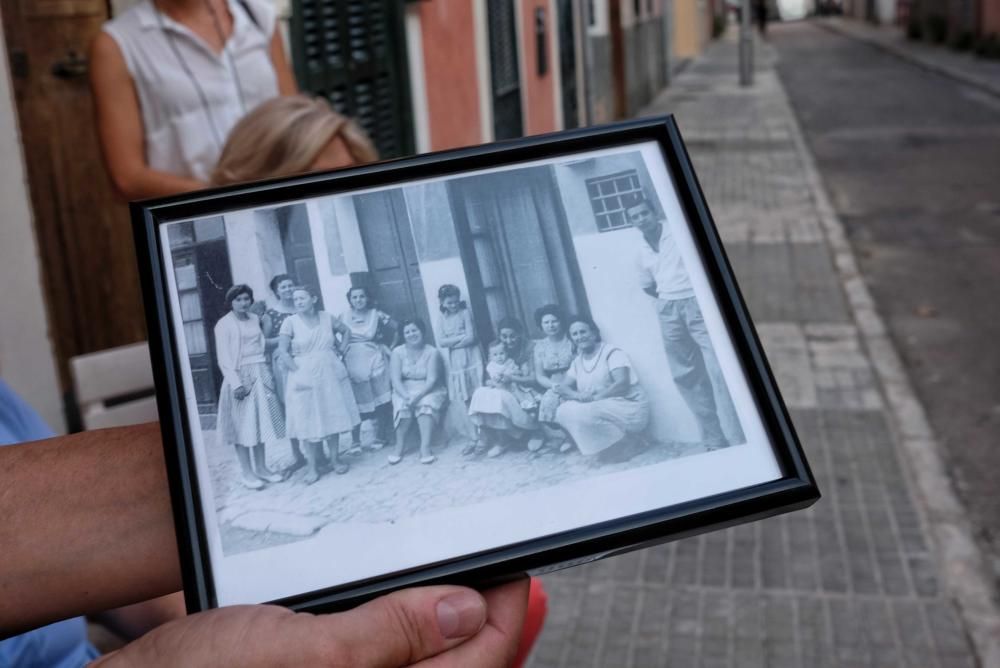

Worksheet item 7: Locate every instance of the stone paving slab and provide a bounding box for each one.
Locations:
[526,35,993,667]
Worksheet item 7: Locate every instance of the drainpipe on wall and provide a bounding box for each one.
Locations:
[739,0,753,86]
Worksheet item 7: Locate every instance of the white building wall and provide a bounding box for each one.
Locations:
[224,210,284,302]
[0,25,64,432]
[553,159,701,444]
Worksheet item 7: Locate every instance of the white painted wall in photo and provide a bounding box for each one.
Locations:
[158,223,232,589]
[224,210,284,301]
[307,198,354,314]
[570,231,700,442]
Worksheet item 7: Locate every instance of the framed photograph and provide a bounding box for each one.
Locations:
[133,116,819,614]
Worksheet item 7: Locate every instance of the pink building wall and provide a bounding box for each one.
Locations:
[983,0,1000,34]
[418,1,483,151]
[519,0,557,135]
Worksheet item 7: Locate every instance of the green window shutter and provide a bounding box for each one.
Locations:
[291,0,415,158]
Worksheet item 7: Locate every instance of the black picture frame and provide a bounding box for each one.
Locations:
[132,115,820,615]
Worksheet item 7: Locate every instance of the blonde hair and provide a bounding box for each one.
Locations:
[211,95,378,185]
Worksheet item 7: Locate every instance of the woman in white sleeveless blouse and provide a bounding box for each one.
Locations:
[90,0,297,199]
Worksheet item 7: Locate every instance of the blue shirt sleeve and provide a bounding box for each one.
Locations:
[0,379,100,666]
[0,379,54,445]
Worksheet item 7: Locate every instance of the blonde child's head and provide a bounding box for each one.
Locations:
[212,95,378,186]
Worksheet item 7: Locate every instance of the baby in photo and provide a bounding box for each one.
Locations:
[485,340,538,411]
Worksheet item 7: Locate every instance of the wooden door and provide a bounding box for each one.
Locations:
[166,218,233,418]
[487,0,524,140]
[290,0,414,158]
[1,0,146,394]
[448,166,589,345]
[278,204,323,310]
[353,190,433,342]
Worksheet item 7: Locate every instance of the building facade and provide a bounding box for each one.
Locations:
[175,148,747,444]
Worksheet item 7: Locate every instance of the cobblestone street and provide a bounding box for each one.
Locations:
[207,419,717,556]
[526,31,998,668]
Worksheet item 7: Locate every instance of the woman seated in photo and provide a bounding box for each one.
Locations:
[532,304,575,453]
[260,272,306,470]
[278,286,361,483]
[554,316,651,462]
[214,284,286,490]
[388,319,449,465]
[341,285,397,452]
[467,317,541,458]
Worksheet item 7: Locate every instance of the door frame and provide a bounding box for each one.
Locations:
[446,166,590,347]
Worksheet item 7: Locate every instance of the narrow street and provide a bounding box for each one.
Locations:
[772,20,1000,589]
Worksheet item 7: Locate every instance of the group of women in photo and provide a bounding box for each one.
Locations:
[214,277,652,489]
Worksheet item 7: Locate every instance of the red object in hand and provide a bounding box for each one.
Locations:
[513,578,549,668]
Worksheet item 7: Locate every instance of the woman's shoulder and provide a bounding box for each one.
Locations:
[103,0,150,32]
[238,0,277,32]
[214,311,235,330]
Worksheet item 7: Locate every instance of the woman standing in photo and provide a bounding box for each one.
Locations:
[468,318,540,458]
[278,286,360,483]
[214,284,285,490]
[532,304,575,452]
[388,319,448,465]
[260,273,306,470]
[341,285,396,452]
[436,284,484,405]
[555,317,650,461]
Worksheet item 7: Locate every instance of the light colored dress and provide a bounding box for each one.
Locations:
[439,309,484,403]
[391,345,449,424]
[265,305,296,402]
[533,336,575,423]
[555,344,650,456]
[215,312,285,448]
[280,311,360,441]
[468,342,538,433]
[485,359,538,409]
[341,308,393,414]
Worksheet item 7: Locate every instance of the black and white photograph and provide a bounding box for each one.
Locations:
[159,140,784,606]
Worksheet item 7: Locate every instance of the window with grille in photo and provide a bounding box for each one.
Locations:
[586,170,644,232]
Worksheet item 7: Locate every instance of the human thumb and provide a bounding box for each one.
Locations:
[318,586,488,666]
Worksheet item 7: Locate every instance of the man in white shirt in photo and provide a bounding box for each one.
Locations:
[628,198,740,450]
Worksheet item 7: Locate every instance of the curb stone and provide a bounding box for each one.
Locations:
[817,18,1000,100]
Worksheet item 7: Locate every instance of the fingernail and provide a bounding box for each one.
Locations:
[436,591,486,639]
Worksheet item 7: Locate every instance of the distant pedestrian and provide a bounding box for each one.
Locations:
[754,0,768,36]
[627,199,742,450]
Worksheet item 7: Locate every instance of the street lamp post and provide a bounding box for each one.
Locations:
[739,0,753,86]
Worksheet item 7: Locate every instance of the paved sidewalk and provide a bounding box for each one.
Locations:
[820,17,1000,98]
[526,34,998,667]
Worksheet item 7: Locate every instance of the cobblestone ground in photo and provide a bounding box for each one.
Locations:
[206,418,721,556]
[526,35,985,667]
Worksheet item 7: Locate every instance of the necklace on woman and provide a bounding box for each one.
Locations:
[580,344,603,374]
[154,0,248,150]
